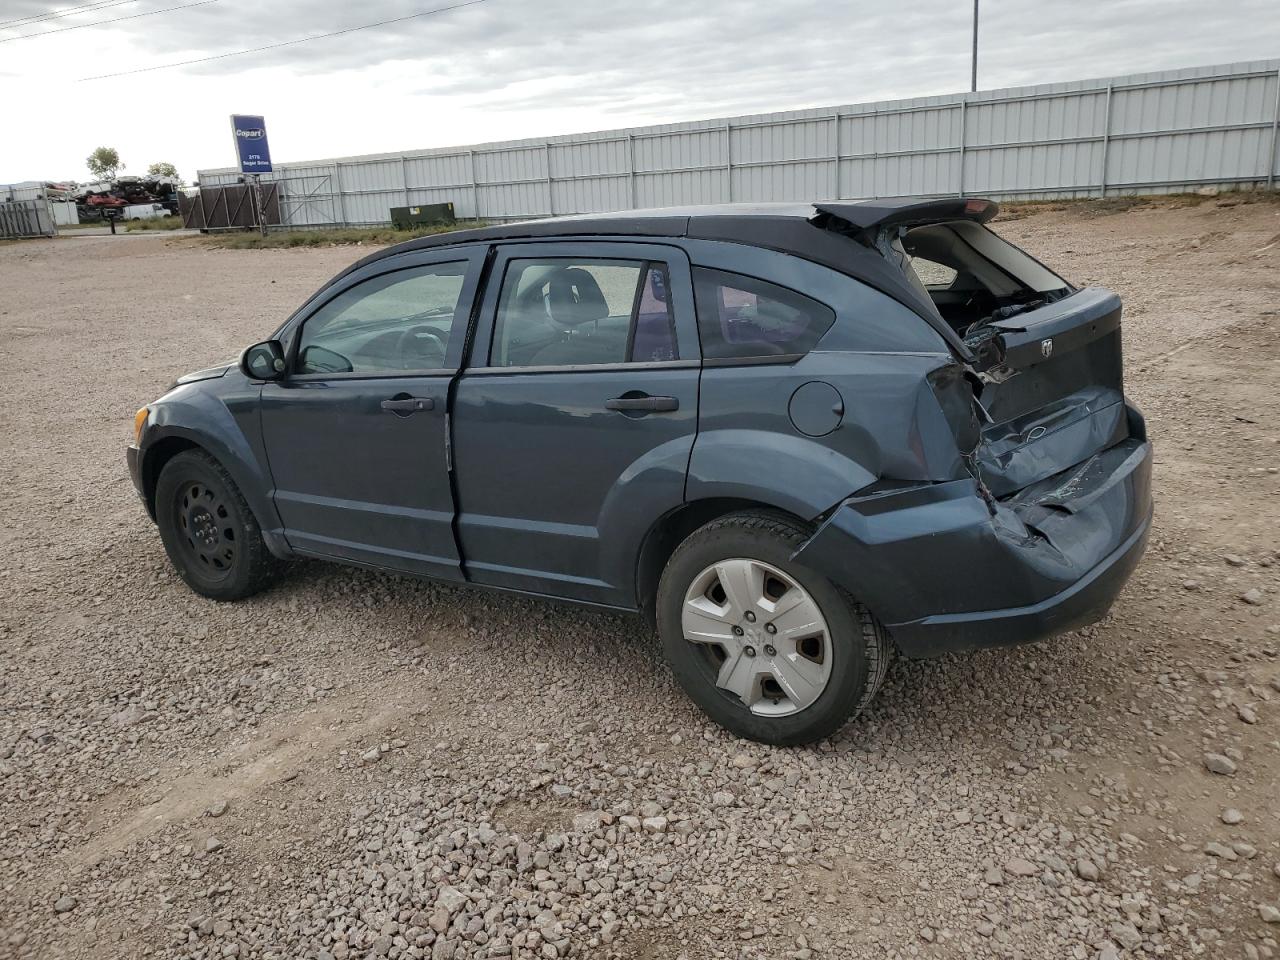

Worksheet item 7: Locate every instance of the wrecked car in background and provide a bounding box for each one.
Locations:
[127,198,1152,745]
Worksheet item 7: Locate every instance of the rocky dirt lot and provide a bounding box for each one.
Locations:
[1,195,1279,960]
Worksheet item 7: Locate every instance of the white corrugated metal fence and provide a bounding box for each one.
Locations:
[196,59,1280,227]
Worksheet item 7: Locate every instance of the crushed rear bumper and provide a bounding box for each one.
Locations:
[792,434,1152,658]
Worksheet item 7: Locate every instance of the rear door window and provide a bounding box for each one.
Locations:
[692,267,835,361]
[491,258,677,367]
[631,264,679,362]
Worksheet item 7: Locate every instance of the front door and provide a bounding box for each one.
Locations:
[451,241,701,607]
[259,249,484,578]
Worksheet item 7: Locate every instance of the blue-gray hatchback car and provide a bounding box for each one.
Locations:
[128,198,1152,744]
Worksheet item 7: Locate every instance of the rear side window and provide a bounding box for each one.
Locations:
[491,258,678,367]
[693,267,835,361]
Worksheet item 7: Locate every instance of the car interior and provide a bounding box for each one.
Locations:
[293,263,467,375]
[690,268,835,360]
[899,220,1073,336]
[296,310,454,374]
[494,262,676,367]
[706,281,815,355]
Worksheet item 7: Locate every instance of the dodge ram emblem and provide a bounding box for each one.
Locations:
[1040,338,1054,358]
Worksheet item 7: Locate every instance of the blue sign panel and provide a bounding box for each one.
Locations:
[230,114,273,173]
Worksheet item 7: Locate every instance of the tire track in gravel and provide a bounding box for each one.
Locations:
[72,687,451,869]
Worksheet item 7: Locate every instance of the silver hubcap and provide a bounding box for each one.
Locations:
[681,558,832,717]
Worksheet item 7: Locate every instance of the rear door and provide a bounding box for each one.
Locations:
[259,248,484,578]
[451,240,700,607]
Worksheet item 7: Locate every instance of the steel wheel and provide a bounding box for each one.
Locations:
[681,557,832,717]
[173,479,237,581]
[154,449,282,601]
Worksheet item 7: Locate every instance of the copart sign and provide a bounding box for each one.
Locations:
[230,115,273,174]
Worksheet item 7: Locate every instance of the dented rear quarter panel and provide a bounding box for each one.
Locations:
[689,351,972,518]
[682,237,971,519]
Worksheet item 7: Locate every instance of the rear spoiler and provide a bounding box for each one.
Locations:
[810,198,998,236]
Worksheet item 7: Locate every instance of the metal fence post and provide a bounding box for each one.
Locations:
[830,114,840,200]
[957,99,967,197]
[1100,83,1114,196]
[724,123,733,202]
[333,162,348,227]
[401,155,411,207]
[468,150,479,220]
[544,142,554,217]
[1268,68,1280,189]
[628,134,637,209]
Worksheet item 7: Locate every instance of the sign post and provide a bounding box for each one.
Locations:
[230,114,273,236]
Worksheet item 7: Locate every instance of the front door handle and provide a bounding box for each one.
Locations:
[605,395,679,413]
[380,397,434,414]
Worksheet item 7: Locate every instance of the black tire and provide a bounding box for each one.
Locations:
[155,449,280,601]
[657,510,891,746]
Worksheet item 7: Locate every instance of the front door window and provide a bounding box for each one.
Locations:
[295,262,467,374]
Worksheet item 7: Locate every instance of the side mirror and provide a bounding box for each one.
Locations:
[240,340,286,380]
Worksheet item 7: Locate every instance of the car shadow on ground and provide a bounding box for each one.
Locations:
[247,552,1110,757]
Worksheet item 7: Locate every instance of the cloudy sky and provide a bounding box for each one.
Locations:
[2,0,1278,185]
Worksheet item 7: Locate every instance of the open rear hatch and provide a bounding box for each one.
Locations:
[965,286,1127,495]
[815,200,1131,496]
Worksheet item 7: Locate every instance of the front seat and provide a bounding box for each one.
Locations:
[530,268,618,365]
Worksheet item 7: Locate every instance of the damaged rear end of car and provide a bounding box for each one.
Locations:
[792,198,1153,657]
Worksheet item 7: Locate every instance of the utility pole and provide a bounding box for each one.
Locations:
[971,0,979,92]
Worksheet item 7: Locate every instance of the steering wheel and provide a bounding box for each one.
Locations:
[395,325,447,369]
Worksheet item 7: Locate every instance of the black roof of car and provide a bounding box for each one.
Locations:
[339,197,1000,353]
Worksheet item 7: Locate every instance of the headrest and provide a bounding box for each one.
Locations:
[547,267,610,326]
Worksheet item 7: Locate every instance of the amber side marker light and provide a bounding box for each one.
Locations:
[133,407,149,445]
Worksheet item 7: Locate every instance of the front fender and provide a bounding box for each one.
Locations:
[141,380,282,542]
[686,429,877,520]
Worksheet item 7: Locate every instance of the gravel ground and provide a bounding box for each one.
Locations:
[1,195,1279,960]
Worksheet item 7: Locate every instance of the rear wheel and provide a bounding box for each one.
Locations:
[155,450,280,601]
[657,511,890,745]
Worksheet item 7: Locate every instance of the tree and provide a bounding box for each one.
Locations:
[86,147,123,180]
[147,161,179,179]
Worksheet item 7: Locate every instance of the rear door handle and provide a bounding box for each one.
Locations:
[605,395,679,412]
[380,397,434,413]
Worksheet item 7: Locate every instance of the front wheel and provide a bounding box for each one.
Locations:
[154,450,281,601]
[657,511,891,745]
